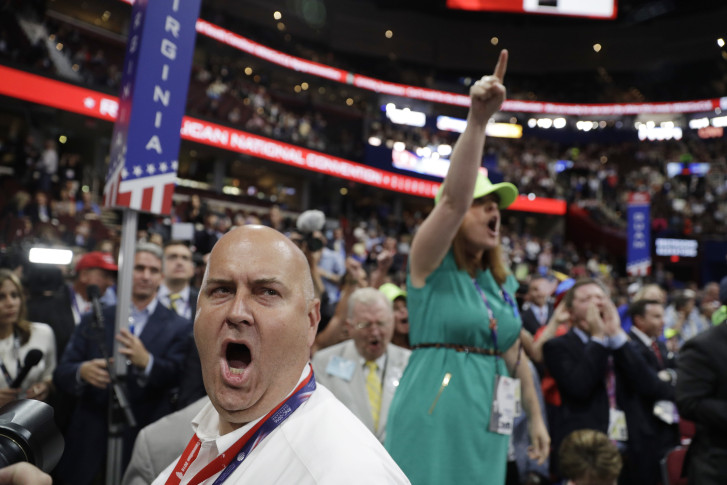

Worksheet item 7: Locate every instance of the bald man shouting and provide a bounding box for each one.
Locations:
[153,225,409,485]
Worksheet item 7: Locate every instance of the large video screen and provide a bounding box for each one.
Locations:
[446,0,617,19]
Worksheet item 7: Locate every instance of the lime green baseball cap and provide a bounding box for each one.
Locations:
[712,305,727,326]
[435,172,518,209]
[379,283,406,302]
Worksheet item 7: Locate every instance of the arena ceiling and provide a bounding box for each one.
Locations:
[43,0,727,102]
[206,0,727,101]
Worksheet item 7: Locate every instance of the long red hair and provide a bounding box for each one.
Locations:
[451,230,509,285]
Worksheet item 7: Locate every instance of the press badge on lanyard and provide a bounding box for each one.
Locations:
[473,280,521,436]
[608,408,628,442]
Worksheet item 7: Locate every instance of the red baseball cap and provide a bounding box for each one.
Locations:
[75,252,118,273]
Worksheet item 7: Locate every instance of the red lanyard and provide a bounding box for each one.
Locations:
[165,369,314,485]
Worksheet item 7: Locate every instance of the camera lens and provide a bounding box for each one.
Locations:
[0,400,64,473]
[307,236,324,252]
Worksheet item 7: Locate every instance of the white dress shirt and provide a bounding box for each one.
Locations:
[0,322,56,394]
[152,365,410,485]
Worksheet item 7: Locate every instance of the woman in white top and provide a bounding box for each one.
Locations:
[0,269,56,406]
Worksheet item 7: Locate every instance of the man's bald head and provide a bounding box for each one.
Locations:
[205,225,316,301]
[195,224,321,431]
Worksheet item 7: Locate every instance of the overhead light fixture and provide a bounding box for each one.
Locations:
[222,186,242,195]
[386,104,426,127]
[29,248,73,265]
[576,121,593,131]
[689,118,709,129]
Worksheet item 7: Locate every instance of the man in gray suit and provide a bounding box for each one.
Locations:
[121,397,208,485]
[312,287,411,443]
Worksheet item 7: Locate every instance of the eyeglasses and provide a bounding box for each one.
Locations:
[354,321,389,330]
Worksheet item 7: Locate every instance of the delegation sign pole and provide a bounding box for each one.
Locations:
[102,0,202,483]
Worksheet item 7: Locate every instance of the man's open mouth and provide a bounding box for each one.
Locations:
[226,343,251,374]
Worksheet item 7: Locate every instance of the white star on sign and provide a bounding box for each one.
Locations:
[159,162,168,172]
[146,164,156,175]
[133,166,143,177]
[171,160,178,171]
[121,168,129,179]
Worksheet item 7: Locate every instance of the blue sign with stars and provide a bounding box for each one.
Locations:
[104,0,201,214]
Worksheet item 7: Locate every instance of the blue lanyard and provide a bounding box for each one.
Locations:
[472,278,521,371]
[472,279,500,352]
[501,289,520,320]
[211,372,317,484]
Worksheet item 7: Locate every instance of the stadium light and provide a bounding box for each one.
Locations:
[28,248,73,265]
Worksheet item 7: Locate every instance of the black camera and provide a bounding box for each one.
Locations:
[0,400,64,473]
[295,210,326,252]
[302,232,324,252]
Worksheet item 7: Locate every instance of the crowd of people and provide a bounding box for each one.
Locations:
[2,3,727,485]
[0,47,725,485]
[4,5,727,240]
[2,1,727,252]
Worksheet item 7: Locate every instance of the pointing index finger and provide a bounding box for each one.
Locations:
[493,49,508,82]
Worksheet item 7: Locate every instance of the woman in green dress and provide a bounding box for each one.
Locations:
[385,50,550,484]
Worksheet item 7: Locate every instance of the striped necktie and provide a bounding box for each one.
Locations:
[169,293,183,315]
[365,361,382,431]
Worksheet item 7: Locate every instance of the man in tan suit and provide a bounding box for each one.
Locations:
[312,287,411,443]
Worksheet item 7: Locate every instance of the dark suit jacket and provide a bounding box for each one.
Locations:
[627,329,675,373]
[521,303,554,336]
[676,323,727,485]
[193,229,219,255]
[543,329,674,484]
[27,283,76,358]
[189,286,199,320]
[627,330,680,483]
[27,284,81,434]
[53,302,191,485]
[173,286,207,409]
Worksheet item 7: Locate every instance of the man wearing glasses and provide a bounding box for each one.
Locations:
[312,287,410,443]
